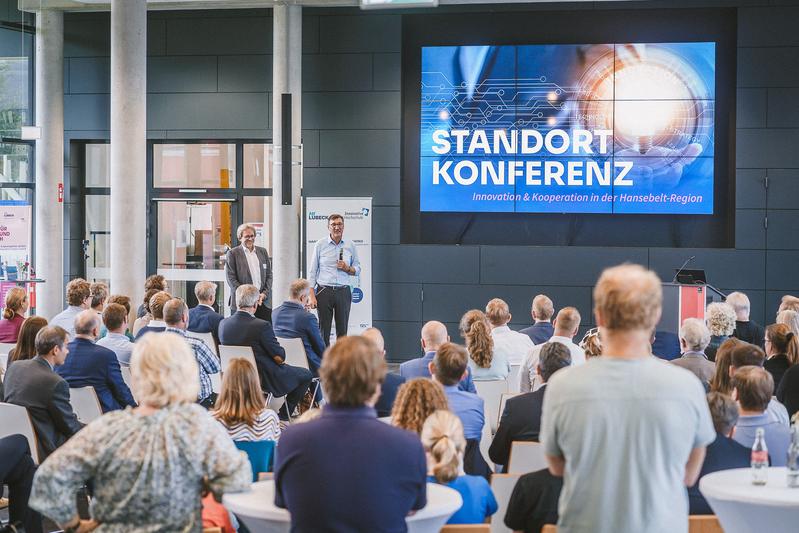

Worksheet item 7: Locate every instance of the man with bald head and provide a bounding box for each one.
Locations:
[398,320,477,393]
[56,310,136,413]
[362,327,406,417]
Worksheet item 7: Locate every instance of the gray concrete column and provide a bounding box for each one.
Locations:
[110,0,146,308]
[271,5,302,306]
[34,10,64,319]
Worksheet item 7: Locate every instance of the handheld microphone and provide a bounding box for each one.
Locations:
[672,255,696,283]
[339,249,343,261]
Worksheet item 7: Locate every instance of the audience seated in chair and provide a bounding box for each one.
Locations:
[504,467,562,533]
[0,287,28,343]
[188,280,224,347]
[137,274,168,318]
[272,278,326,377]
[96,303,134,366]
[50,278,92,338]
[132,288,160,337]
[391,377,449,434]
[490,342,572,468]
[672,318,716,388]
[777,362,799,420]
[688,392,751,514]
[362,327,405,417]
[520,307,584,393]
[29,332,251,532]
[164,298,221,408]
[727,291,765,348]
[218,284,312,419]
[89,282,108,337]
[486,298,534,367]
[461,309,507,381]
[705,302,736,362]
[56,310,136,413]
[274,336,427,532]
[540,264,716,533]
[728,342,789,424]
[0,434,43,533]
[213,358,280,443]
[763,323,797,391]
[519,294,555,345]
[7,316,48,366]
[731,366,791,466]
[423,410,497,525]
[2,325,83,460]
[134,291,171,340]
[399,320,477,393]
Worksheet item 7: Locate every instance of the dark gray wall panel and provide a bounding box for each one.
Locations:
[319,14,400,53]
[302,92,400,130]
[149,18,167,56]
[64,14,110,57]
[303,54,373,91]
[372,206,400,245]
[738,48,799,88]
[649,249,766,290]
[735,209,765,249]
[766,251,799,291]
[738,7,799,47]
[373,320,424,361]
[736,88,767,128]
[164,129,268,139]
[166,16,272,55]
[303,168,400,206]
[767,89,799,128]
[303,15,320,54]
[373,282,422,322]
[68,57,110,94]
[373,53,400,91]
[736,169,766,209]
[319,130,400,167]
[766,210,799,250]
[148,93,269,130]
[218,55,272,92]
[767,170,799,209]
[302,129,320,168]
[736,129,799,168]
[64,94,110,131]
[373,244,480,284]
[481,246,649,286]
[148,56,218,93]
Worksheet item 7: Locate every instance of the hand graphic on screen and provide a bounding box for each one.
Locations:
[615,142,703,189]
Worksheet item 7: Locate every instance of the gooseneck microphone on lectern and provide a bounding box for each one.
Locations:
[672,255,696,283]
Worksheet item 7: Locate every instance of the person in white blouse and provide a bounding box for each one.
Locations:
[519,306,585,392]
[485,298,535,366]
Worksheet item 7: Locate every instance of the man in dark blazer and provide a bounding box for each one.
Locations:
[519,294,555,345]
[188,280,224,345]
[225,223,272,322]
[272,278,326,375]
[489,342,572,468]
[361,327,406,418]
[56,310,136,413]
[219,284,312,419]
[2,325,83,460]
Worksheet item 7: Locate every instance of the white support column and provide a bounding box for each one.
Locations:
[110,0,146,308]
[34,10,64,319]
[271,5,302,306]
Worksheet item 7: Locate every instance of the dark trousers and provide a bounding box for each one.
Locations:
[255,304,272,323]
[316,285,351,346]
[278,367,314,420]
[0,435,43,533]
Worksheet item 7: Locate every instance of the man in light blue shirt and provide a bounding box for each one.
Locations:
[541,264,715,533]
[50,278,92,338]
[96,303,133,365]
[307,214,361,346]
[400,320,477,393]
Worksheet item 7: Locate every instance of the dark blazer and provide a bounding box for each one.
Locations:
[519,322,554,345]
[688,433,751,514]
[489,386,546,467]
[2,356,83,460]
[398,351,478,393]
[225,244,272,312]
[375,372,406,418]
[56,338,137,413]
[219,311,305,397]
[134,325,166,341]
[777,364,799,419]
[188,304,224,345]
[271,301,326,375]
[733,320,765,349]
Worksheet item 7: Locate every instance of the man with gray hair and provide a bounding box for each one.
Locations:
[672,318,716,388]
[727,291,765,348]
[56,310,136,413]
[164,298,221,408]
[219,284,312,419]
[272,278,326,375]
[225,222,272,321]
[188,280,224,345]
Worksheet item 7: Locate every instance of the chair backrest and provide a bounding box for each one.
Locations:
[507,364,521,393]
[497,392,519,424]
[120,365,137,402]
[219,345,256,373]
[277,337,309,370]
[267,394,286,414]
[508,441,548,474]
[490,473,521,533]
[689,515,723,533]
[479,413,494,469]
[474,379,509,433]
[0,402,40,464]
[186,331,218,356]
[0,342,16,356]
[441,525,491,532]
[234,440,276,482]
[69,386,103,424]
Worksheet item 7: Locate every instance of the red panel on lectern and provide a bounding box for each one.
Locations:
[679,285,706,324]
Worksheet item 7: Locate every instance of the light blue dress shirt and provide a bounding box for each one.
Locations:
[443,384,485,441]
[734,412,792,467]
[96,332,134,366]
[50,306,84,338]
[308,236,361,288]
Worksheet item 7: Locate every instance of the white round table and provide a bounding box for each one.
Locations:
[699,467,799,533]
[223,480,463,533]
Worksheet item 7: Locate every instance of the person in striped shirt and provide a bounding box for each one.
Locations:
[213,358,281,442]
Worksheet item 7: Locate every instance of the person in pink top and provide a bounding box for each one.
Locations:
[0,287,28,343]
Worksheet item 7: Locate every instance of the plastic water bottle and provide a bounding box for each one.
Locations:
[751,427,769,486]
[788,425,799,488]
